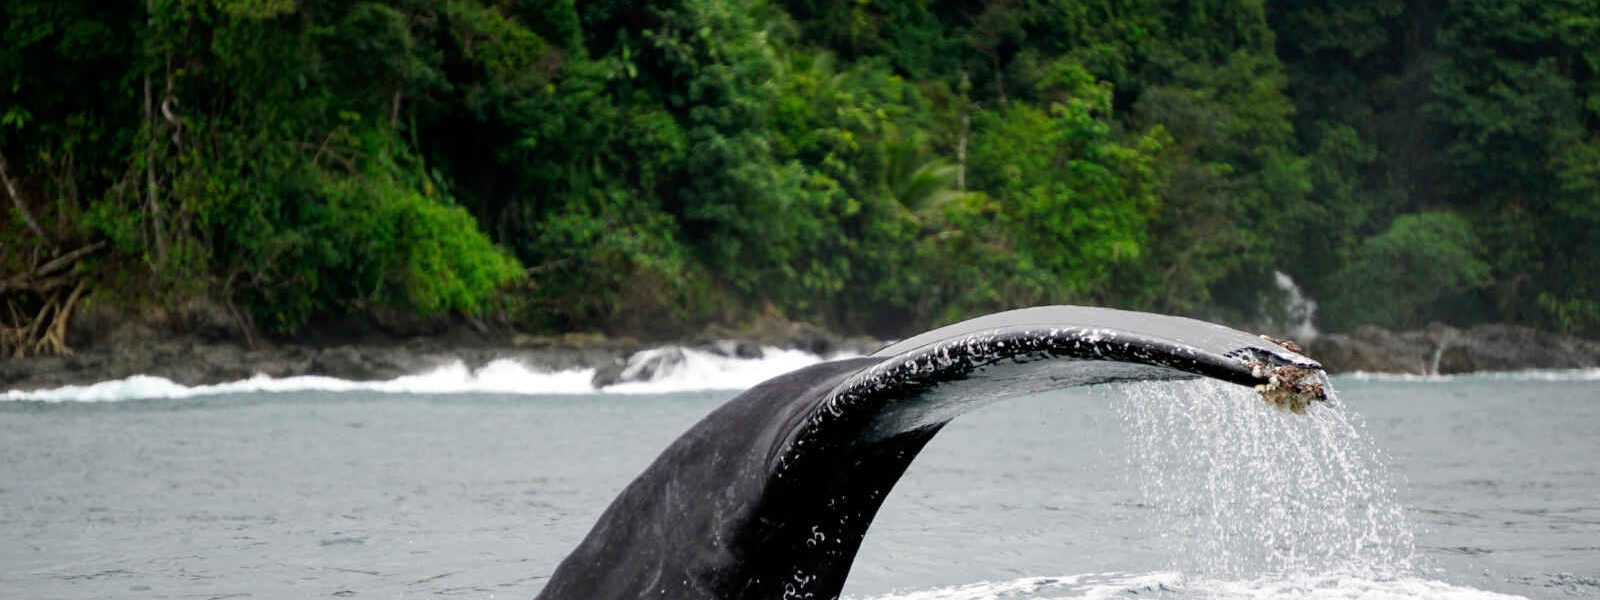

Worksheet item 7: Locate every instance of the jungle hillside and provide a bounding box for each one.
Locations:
[3,0,1598,353]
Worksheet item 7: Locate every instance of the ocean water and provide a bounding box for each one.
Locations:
[2,360,1597,599]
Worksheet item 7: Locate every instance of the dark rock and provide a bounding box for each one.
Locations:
[64,302,125,349]
[560,332,613,349]
[176,298,240,342]
[510,334,559,348]
[590,360,625,389]
[309,346,407,380]
[788,328,836,355]
[369,307,449,338]
[1308,322,1600,374]
[1308,326,1437,374]
[1436,324,1600,373]
[730,340,765,359]
[591,346,687,388]
[694,339,765,359]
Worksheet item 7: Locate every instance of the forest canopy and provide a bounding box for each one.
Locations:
[3,0,1597,343]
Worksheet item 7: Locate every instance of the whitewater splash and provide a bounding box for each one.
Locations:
[1112,379,1416,580]
[856,379,1518,600]
[857,571,1523,600]
[1272,270,1319,341]
[2,346,844,402]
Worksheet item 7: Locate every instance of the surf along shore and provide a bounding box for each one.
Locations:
[4,300,1599,393]
[0,301,883,393]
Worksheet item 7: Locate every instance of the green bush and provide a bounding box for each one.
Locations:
[1324,212,1492,330]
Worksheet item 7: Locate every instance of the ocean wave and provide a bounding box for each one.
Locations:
[10,355,1592,403]
[3,346,843,402]
[1337,369,1600,383]
[857,571,1526,600]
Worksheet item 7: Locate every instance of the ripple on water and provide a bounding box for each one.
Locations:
[857,572,1527,600]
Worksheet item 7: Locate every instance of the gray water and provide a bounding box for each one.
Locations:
[2,374,1597,599]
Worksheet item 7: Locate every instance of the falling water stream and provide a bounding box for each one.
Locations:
[1113,379,1416,580]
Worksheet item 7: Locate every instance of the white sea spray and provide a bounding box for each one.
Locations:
[4,346,846,402]
[1111,379,1416,580]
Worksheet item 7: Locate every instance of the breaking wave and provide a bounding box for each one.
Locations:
[9,353,1593,404]
[3,346,843,402]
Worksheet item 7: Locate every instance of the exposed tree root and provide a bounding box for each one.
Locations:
[2,243,102,358]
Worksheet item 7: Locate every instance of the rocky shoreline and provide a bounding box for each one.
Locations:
[3,302,1597,394]
[1307,322,1600,375]
[0,302,884,392]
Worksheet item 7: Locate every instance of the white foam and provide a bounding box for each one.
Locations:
[858,572,1526,600]
[3,347,850,402]
[1339,368,1600,382]
[1,360,595,402]
[604,347,837,394]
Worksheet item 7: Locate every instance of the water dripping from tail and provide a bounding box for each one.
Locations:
[1111,379,1417,581]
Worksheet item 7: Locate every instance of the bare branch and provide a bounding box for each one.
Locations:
[0,274,74,295]
[0,152,46,240]
[35,241,105,278]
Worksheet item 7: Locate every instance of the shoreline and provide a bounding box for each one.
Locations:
[4,305,1598,394]
[0,303,885,393]
[1307,322,1600,376]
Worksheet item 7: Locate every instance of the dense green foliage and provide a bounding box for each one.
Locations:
[3,0,1597,338]
[1273,0,1600,333]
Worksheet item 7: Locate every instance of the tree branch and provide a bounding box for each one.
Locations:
[0,151,46,241]
[35,241,105,278]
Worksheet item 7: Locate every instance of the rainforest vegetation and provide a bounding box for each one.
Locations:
[3,0,1597,351]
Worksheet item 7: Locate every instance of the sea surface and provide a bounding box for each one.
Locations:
[2,360,1597,599]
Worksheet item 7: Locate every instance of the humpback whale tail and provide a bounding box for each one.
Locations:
[536,306,1324,600]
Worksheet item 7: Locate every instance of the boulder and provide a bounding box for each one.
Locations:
[1309,322,1600,374]
[591,346,688,388]
[694,339,765,359]
[309,346,410,380]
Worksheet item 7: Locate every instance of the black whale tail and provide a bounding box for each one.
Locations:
[536,306,1322,600]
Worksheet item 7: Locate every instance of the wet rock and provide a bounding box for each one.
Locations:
[589,361,625,389]
[702,316,882,357]
[308,346,411,380]
[1308,323,1600,374]
[591,346,687,388]
[1435,324,1600,373]
[1308,325,1440,374]
[694,339,764,359]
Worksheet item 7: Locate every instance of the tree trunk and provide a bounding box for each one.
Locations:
[956,114,969,191]
[390,90,403,127]
[0,152,46,241]
[142,7,168,268]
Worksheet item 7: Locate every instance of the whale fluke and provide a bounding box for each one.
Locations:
[535,306,1322,600]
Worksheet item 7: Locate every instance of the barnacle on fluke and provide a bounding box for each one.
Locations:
[1250,335,1327,414]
